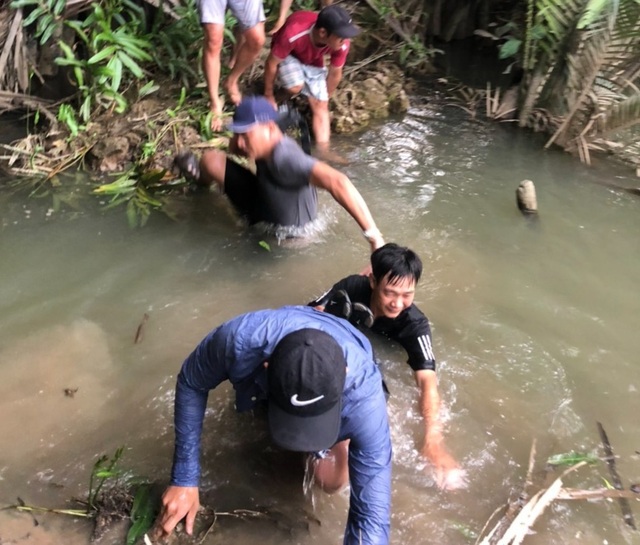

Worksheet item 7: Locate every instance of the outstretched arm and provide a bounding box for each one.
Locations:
[154,330,230,537]
[310,161,384,252]
[416,369,466,490]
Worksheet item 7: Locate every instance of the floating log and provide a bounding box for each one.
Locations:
[516,180,538,215]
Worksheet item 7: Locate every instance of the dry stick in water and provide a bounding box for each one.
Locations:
[557,488,640,501]
[597,421,637,529]
[134,313,149,344]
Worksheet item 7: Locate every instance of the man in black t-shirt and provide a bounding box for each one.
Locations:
[311,243,466,490]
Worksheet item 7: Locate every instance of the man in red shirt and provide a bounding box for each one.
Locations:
[264,5,360,158]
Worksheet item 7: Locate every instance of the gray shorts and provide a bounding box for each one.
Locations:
[198,0,265,30]
[278,55,328,102]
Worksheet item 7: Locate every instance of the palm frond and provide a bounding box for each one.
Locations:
[601,92,640,133]
[517,0,587,125]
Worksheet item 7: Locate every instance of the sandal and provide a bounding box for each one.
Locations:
[173,151,201,182]
[350,303,374,329]
[324,289,352,321]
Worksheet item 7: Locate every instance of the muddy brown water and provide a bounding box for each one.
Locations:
[1,104,639,545]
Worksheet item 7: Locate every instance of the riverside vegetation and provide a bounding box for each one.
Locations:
[1,0,639,227]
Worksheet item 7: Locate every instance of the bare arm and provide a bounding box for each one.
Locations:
[268,0,293,35]
[263,53,282,103]
[326,65,343,97]
[416,369,466,490]
[310,161,384,251]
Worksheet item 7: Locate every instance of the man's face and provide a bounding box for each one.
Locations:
[369,274,416,319]
[326,33,346,51]
[235,123,272,159]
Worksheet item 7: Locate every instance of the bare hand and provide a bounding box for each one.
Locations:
[423,444,467,491]
[267,17,286,36]
[153,485,200,539]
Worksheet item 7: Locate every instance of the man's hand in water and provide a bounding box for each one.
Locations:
[153,485,200,538]
[423,440,468,490]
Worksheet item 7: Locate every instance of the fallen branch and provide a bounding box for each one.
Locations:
[557,487,640,501]
[598,421,636,529]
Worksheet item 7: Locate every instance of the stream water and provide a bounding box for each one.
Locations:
[1,102,639,545]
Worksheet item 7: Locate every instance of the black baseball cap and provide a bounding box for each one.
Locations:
[316,5,361,39]
[268,329,347,452]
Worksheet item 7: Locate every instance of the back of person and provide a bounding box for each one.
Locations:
[254,136,318,227]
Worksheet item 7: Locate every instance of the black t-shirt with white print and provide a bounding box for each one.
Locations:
[311,274,436,372]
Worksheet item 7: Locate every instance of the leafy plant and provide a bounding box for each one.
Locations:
[53,0,153,125]
[57,103,83,138]
[398,38,442,70]
[546,450,600,467]
[149,0,202,87]
[10,0,65,45]
[509,0,640,164]
[94,167,168,228]
[88,445,125,511]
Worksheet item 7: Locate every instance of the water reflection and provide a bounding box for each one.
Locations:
[1,103,639,544]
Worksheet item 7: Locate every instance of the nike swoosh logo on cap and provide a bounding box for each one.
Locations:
[290,394,325,407]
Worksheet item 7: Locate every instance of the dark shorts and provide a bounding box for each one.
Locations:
[223,158,261,224]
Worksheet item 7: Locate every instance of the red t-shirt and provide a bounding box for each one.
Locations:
[270,11,350,68]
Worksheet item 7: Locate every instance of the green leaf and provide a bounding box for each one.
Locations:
[577,0,611,29]
[64,20,89,43]
[136,187,162,207]
[176,86,187,109]
[79,95,92,123]
[499,38,522,59]
[258,240,271,252]
[73,65,84,88]
[40,21,57,46]
[127,484,158,545]
[138,81,159,98]
[126,200,139,228]
[94,469,120,478]
[108,56,123,92]
[53,0,66,16]
[22,7,45,28]
[602,477,614,489]
[88,46,117,65]
[118,51,144,79]
[10,0,41,8]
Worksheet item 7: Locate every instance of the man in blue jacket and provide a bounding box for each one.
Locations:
[154,306,391,544]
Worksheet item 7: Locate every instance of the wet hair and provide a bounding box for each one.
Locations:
[371,243,422,285]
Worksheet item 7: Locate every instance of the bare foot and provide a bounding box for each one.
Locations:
[211,114,224,132]
[210,100,224,132]
[224,78,243,106]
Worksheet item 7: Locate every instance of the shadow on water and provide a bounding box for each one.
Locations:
[1,101,640,544]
